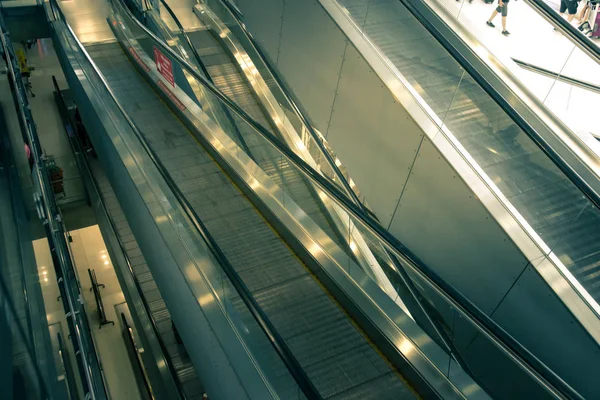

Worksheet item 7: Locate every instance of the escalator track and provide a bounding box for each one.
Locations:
[84,40,419,399]
[338,0,600,302]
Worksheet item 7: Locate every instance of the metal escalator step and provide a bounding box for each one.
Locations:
[306,343,395,399]
[89,40,413,397]
[329,372,415,400]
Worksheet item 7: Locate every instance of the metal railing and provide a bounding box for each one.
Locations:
[49,0,322,397]
[109,1,584,397]
[0,13,109,400]
[52,75,188,400]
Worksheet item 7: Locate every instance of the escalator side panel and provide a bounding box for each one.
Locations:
[231,1,600,397]
[51,24,267,399]
[88,36,420,398]
[86,159,205,399]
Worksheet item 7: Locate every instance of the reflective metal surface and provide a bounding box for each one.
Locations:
[49,3,299,398]
[107,18,428,397]
[323,0,600,338]
[48,0,587,396]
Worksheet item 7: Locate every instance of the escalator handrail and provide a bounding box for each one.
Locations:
[157,0,476,377]
[204,0,367,212]
[49,1,322,398]
[104,2,584,398]
[391,0,600,211]
[1,13,108,400]
[154,0,255,160]
[524,0,600,66]
[52,75,189,400]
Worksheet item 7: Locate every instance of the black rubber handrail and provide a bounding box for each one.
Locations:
[195,0,477,375]
[524,0,600,66]
[512,58,600,94]
[50,0,322,397]
[52,75,188,400]
[107,2,583,397]
[155,0,255,159]
[210,0,368,212]
[121,313,154,400]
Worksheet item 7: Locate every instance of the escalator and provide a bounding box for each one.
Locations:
[44,0,590,398]
[150,3,358,259]
[87,157,205,399]
[84,39,416,399]
[159,0,600,397]
[185,28,351,251]
[161,0,600,306]
[334,0,600,301]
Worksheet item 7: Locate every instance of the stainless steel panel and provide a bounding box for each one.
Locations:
[86,40,417,399]
[231,0,284,61]
[390,138,531,315]
[326,43,423,227]
[276,0,348,133]
[492,263,600,399]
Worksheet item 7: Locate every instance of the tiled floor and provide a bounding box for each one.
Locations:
[0,38,88,206]
[58,0,115,44]
[33,225,143,400]
[433,0,600,138]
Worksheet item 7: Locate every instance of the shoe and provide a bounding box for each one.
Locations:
[502,30,510,35]
[486,21,495,27]
[579,22,590,31]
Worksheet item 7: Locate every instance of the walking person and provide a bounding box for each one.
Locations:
[559,0,579,22]
[486,0,511,35]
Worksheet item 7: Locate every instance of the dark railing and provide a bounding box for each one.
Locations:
[50,0,322,397]
[207,0,368,212]
[108,2,584,398]
[196,0,473,374]
[121,313,154,400]
[88,269,114,329]
[512,58,600,94]
[523,0,600,65]
[57,331,79,399]
[1,12,108,400]
[52,76,188,400]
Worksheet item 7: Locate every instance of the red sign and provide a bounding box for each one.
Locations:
[157,81,186,111]
[129,47,150,72]
[153,46,175,87]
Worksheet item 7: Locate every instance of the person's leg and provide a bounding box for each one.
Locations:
[579,5,591,28]
[502,4,510,34]
[559,0,568,17]
[487,7,500,26]
[567,0,577,21]
[578,3,589,21]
